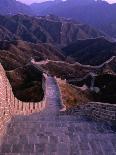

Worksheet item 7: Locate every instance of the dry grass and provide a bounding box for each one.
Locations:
[58,81,93,109]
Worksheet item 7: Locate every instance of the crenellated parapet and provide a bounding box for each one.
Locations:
[55,75,116,123]
[83,102,116,122]
[0,63,47,138]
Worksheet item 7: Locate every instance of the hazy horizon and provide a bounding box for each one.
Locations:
[17,0,116,5]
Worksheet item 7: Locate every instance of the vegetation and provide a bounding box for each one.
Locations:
[58,81,92,109]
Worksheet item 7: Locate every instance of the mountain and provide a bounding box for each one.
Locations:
[0,0,116,39]
[0,0,32,15]
[30,0,96,15]
[62,37,116,65]
[0,14,105,47]
[30,0,116,39]
[0,0,115,105]
[31,1,61,15]
[1,39,116,104]
[0,25,15,41]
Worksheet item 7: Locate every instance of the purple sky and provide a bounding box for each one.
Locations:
[17,0,116,5]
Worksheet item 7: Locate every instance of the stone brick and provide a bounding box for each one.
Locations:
[23,144,34,153]
[35,144,46,153]
[0,144,12,153]
[12,144,23,153]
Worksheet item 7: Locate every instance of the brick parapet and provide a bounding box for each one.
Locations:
[83,102,116,122]
[54,77,66,111]
[0,63,47,139]
[56,76,116,123]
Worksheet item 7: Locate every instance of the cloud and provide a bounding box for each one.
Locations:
[17,0,116,5]
[17,0,51,5]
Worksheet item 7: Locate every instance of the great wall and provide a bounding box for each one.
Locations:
[0,63,47,140]
[56,77,116,123]
[0,62,116,154]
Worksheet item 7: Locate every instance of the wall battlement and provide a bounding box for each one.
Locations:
[56,77,116,123]
[83,102,116,122]
[0,64,46,137]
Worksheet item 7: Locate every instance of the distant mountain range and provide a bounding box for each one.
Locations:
[0,0,32,15]
[0,14,115,67]
[0,0,116,39]
[30,0,116,39]
[0,14,105,46]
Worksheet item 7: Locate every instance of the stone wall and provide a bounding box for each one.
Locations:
[83,102,116,122]
[56,77,116,123]
[0,64,47,138]
[55,77,66,111]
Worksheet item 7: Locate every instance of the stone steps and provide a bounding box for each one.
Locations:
[0,77,115,155]
[12,115,84,121]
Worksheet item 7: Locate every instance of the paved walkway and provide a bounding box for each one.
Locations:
[0,77,116,155]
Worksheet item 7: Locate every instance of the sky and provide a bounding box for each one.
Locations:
[17,0,116,5]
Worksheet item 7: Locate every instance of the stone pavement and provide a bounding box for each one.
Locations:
[0,77,116,155]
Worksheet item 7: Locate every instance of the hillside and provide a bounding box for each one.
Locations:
[36,60,99,80]
[62,37,116,65]
[0,14,105,47]
[37,56,116,79]
[0,39,65,102]
[0,35,115,105]
[58,80,93,109]
[0,40,64,70]
[7,64,44,102]
[35,57,116,104]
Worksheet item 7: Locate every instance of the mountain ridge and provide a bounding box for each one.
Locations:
[0,0,33,15]
[0,14,105,46]
[0,0,116,39]
[30,0,116,39]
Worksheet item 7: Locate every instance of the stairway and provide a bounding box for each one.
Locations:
[0,77,116,155]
